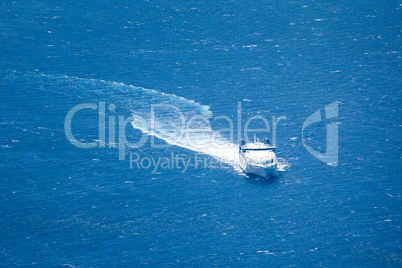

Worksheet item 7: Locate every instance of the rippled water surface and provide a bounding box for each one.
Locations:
[1,0,401,266]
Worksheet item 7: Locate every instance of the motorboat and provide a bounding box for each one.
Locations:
[239,136,277,177]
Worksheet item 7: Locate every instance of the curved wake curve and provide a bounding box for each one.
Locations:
[24,72,288,172]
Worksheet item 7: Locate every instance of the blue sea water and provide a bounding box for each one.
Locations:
[1,0,401,266]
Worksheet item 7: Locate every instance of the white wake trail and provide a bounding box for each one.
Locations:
[27,73,288,172]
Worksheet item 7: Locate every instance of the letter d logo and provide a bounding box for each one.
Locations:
[302,101,339,166]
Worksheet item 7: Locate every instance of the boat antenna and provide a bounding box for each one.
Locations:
[254,134,256,143]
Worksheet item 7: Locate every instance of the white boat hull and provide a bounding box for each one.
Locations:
[239,153,277,178]
[244,163,277,177]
